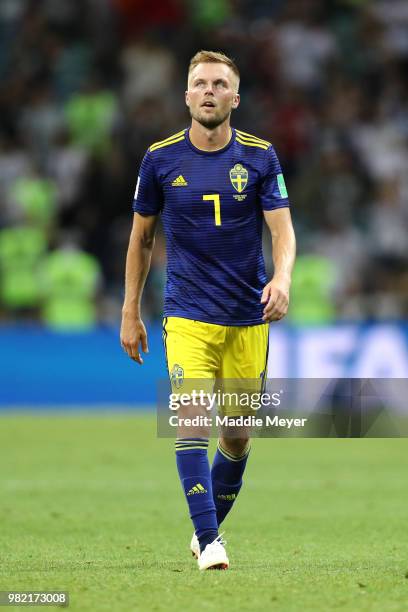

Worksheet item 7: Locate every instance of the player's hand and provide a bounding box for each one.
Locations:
[120,313,149,364]
[261,277,290,322]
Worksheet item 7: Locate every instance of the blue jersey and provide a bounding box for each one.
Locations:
[133,127,290,326]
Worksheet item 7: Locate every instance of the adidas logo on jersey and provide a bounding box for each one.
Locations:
[172,175,188,186]
[187,483,207,496]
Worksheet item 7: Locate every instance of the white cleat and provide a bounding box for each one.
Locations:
[190,532,200,559]
[197,534,229,571]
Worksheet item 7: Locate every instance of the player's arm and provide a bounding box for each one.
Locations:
[262,208,296,322]
[120,212,158,364]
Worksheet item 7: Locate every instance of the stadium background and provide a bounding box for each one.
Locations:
[0,0,407,404]
[1,2,408,611]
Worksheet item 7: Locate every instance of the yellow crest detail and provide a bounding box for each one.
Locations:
[229,163,248,193]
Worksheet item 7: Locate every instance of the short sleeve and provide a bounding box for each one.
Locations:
[132,150,163,215]
[259,146,290,211]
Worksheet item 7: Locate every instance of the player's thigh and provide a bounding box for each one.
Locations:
[163,316,225,387]
[221,323,269,379]
[217,323,269,416]
[163,317,226,437]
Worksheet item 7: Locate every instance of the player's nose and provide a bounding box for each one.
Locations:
[204,85,215,95]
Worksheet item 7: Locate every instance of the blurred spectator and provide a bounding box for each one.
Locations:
[289,254,336,324]
[313,203,368,320]
[46,131,88,212]
[188,0,232,30]
[276,2,337,92]
[0,224,47,317]
[113,0,184,38]
[65,83,118,158]
[368,179,408,260]
[19,81,63,166]
[40,231,101,330]
[0,136,31,225]
[10,173,57,229]
[120,40,177,111]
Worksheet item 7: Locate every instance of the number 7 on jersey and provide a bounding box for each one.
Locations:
[203,194,221,226]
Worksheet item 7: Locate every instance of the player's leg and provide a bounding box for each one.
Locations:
[163,317,226,558]
[211,432,251,526]
[212,323,269,526]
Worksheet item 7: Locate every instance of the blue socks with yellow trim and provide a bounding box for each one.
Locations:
[211,442,250,526]
[175,438,218,552]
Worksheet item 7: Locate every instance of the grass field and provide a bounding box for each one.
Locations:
[1,413,408,612]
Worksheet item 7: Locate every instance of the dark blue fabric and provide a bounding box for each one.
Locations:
[175,444,218,552]
[211,446,250,525]
[133,128,289,325]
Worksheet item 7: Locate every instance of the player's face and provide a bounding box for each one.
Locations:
[186,63,240,129]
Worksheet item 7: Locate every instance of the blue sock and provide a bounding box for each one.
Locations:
[211,442,250,526]
[175,438,218,552]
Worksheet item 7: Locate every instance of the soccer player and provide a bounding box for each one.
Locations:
[120,50,296,570]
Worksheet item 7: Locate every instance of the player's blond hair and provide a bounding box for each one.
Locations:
[188,50,240,90]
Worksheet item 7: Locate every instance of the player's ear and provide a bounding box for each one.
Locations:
[231,93,240,110]
[185,90,190,108]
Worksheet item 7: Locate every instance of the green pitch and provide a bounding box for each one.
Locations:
[1,413,407,612]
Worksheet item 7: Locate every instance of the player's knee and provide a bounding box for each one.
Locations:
[219,436,249,458]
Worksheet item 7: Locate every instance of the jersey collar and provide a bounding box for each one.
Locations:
[185,127,236,155]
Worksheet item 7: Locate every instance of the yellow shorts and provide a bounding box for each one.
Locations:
[162,316,269,416]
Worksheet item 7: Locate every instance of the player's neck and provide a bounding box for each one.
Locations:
[189,121,232,152]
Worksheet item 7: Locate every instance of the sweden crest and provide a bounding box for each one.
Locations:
[229,163,248,193]
[170,363,184,389]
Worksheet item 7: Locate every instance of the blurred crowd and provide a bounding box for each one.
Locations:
[0,0,407,328]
